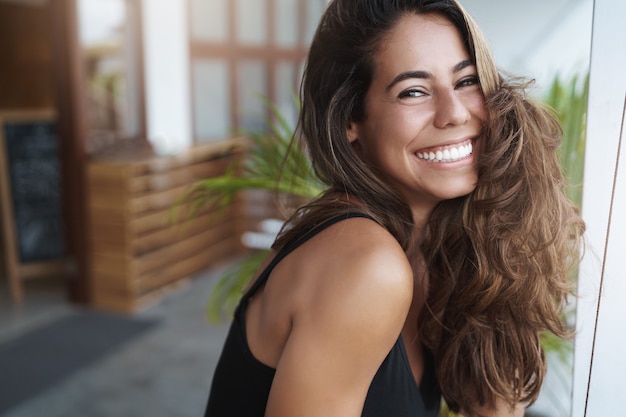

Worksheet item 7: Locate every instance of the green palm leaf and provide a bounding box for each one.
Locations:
[544,73,589,206]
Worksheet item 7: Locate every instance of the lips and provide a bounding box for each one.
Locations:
[415,139,473,163]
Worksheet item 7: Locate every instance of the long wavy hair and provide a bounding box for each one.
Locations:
[274,0,585,414]
[419,77,585,413]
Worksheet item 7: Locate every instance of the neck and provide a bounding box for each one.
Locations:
[409,202,436,245]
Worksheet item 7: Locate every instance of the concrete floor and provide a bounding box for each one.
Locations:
[0,262,233,417]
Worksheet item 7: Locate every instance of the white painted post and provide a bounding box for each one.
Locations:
[572,0,626,415]
[141,0,192,154]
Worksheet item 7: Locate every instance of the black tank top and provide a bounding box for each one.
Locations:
[205,213,441,416]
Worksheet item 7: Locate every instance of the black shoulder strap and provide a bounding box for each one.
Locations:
[240,212,376,303]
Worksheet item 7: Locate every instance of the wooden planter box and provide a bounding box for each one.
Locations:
[86,140,243,313]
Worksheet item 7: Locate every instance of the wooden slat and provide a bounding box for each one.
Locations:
[90,252,132,285]
[87,207,129,227]
[92,277,191,313]
[129,140,242,176]
[133,221,236,275]
[132,211,235,255]
[88,213,130,242]
[88,222,128,245]
[128,158,232,194]
[89,237,128,257]
[91,269,135,293]
[92,236,240,307]
[131,208,170,235]
[91,236,241,311]
[136,235,240,294]
[89,139,243,173]
[87,163,132,190]
[130,200,225,236]
[87,188,130,212]
[128,183,193,215]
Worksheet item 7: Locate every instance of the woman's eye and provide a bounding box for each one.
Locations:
[398,88,426,99]
[456,76,479,88]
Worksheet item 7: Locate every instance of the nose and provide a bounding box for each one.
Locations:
[433,90,471,128]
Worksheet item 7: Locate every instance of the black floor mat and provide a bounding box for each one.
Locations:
[0,309,159,414]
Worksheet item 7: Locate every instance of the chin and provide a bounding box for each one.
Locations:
[436,181,477,201]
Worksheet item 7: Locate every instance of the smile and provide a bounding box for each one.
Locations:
[416,140,473,163]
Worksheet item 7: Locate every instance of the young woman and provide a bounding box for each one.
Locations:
[205,1,584,416]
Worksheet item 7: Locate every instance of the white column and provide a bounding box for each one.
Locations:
[572,0,626,415]
[141,0,192,154]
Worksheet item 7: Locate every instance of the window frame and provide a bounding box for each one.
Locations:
[187,0,312,141]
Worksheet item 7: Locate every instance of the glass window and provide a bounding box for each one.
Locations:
[237,60,267,131]
[192,59,231,140]
[275,0,298,47]
[304,0,326,45]
[77,0,142,151]
[235,0,267,45]
[189,0,228,42]
[275,61,298,129]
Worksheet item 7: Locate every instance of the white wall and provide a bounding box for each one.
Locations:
[464,0,593,92]
[142,0,191,154]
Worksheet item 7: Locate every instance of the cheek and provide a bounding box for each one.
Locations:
[471,94,487,121]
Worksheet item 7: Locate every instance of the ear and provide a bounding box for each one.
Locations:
[347,121,359,143]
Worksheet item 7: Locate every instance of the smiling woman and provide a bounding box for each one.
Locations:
[203,1,584,417]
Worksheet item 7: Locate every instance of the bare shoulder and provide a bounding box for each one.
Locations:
[286,216,414,334]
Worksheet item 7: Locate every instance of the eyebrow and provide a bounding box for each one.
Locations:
[385,59,475,92]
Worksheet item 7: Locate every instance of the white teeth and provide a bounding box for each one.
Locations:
[416,142,473,162]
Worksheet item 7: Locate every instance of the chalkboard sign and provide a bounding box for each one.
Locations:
[0,110,69,302]
[2,119,65,262]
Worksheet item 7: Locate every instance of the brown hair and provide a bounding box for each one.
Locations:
[420,79,585,413]
[275,0,585,414]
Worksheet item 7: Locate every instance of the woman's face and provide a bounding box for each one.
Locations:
[349,13,486,217]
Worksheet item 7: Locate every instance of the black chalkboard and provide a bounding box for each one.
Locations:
[2,119,65,262]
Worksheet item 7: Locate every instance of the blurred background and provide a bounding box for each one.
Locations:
[0,0,592,416]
